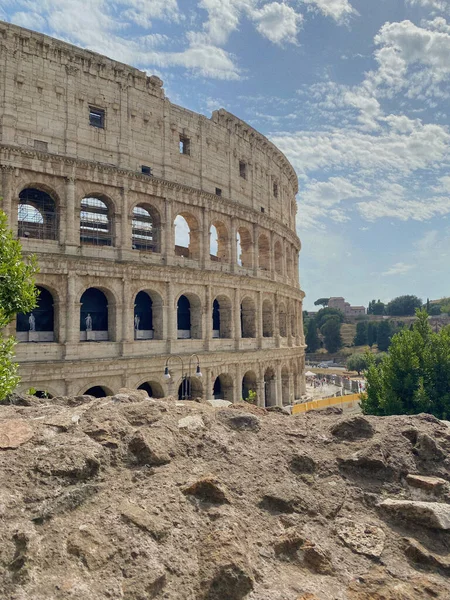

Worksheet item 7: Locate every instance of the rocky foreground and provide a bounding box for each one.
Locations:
[0,391,450,600]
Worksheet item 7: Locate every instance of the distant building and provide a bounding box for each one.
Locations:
[328,297,366,316]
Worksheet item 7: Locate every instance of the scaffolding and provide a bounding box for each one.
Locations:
[18,188,58,240]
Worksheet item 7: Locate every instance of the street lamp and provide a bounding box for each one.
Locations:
[163,354,202,400]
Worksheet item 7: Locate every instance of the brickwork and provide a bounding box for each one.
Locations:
[0,20,306,406]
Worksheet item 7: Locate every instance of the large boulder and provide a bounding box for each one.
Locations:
[379,499,450,530]
[330,416,375,441]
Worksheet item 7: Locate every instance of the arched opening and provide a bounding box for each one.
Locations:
[282,367,290,406]
[138,381,164,398]
[16,285,55,342]
[31,390,53,399]
[134,290,163,340]
[242,370,257,403]
[212,295,232,338]
[80,288,109,341]
[213,374,234,401]
[178,377,203,401]
[177,293,202,339]
[174,213,199,260]
[264,367,276,407]
[134,291,152,340]
[258,234,270,271]
[132,204,160,252]
[279,302,287,338]
[80,195,114,246]
[240,297,256,338]
[210,221,229,262]
[84,386,110,398]
[262,299,274,338]
[237,227,252,268]
[274,240,283,274]
[18,188,58,241]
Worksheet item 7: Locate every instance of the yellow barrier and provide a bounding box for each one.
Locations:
[292,393,361,414]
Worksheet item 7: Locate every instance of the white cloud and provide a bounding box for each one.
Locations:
[251,3,303,45]
[406,0,449,11]
[301,0,357,24]
[382,262,414,276]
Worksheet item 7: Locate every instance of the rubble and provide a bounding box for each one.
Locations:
[1,392,450,599]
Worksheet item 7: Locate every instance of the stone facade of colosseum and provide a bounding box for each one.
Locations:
[0,21,306,405]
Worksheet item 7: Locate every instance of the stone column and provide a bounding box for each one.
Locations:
[164,199,174,266]
[65,177,76,246]
[257,291,263,349]
[65,274,80,346]
[289,373,294,405]
[204,284,212,351]
[269,230,275,279]
[1,166,14,228]
[230,217,237,273]
[166,280,175,353]
[257,378,265,408]
[276,363,282,407]
[234,362,242,404]
[122,277,134,345]
[287,302,293,347]
[274,292,281,348]
[234,287,241,351]
[253,223,259,276]
[202,207,210,269]
[120,185,131,251]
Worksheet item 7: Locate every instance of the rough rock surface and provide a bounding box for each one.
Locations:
[1,393,450,599]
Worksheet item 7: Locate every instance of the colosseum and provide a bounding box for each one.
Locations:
[0,21,306,405]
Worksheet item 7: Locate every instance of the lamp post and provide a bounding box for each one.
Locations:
[163,354,202,400]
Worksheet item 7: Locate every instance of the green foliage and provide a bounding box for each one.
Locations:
[321,318,343,353]
[361,310,450,419]
[386,295,422,317]
[346,353,368,374]
[353,321,368,346]
[376,320,392,352]
[315,307,345,329]
[428,304,441,316]
[243,389,257,404]
[0,210,38,401]
[305,318,320,353]
[367,299,385,315]
[314,297,330,307]
[367,322,378,347]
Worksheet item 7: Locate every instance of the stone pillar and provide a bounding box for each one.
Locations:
[164,199,174,266]
[289,373,295,405]
[257,291,263,349]
[234,362,242,403]
[202,207,210,269]
[253,223,259,276]
[204,284,212,351]
[234,287,241,350]
[230,217,237,273]
[65,177,76,246]
[65,274,80,346]
[269,230,275,279]
[276,363,282,407]
[275,292,281,348]
[1,166,14,228]
[287,302,293,347]
[166,280,175,353]
[203,367,212,402]
[257,378,265,408]
[120,185,131,251]
[122,278,134,345]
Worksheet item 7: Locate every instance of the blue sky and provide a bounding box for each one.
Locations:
[2,0,450,309]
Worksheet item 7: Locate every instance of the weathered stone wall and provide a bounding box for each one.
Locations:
[0,20,305,405]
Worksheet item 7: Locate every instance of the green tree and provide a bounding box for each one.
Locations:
[321,318,343,353]
[305,318,320,353]
[367,299,385,315]
[367,322,378,347]
[428,304,441,316]
[354,321,368,346]
[0,210,38,401]
[346,353,368,374]
[361,310,450,418]
[314,297,330,307]
[376,320,392,352]
[386,295,422,316]
[315,307,345,329]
